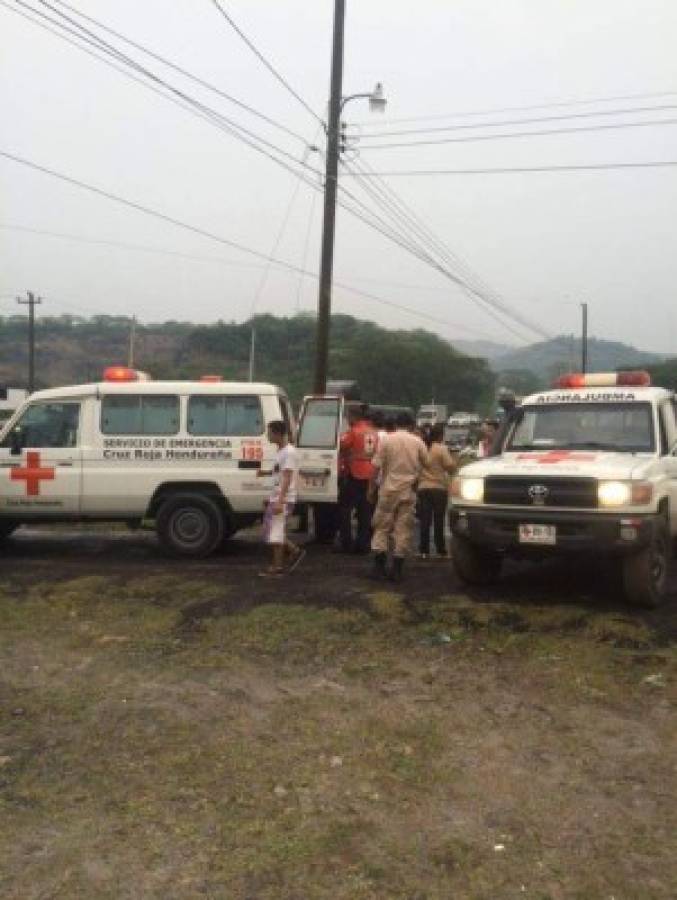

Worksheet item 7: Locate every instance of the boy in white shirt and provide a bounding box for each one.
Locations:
[258,420,305,577]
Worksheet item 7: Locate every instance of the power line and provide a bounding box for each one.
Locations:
[354,102,677,139]
[0,223,293,269]
[340,160,677,176]
[350,88,677,126]
[0,222,465,296]
[9,0,322,180]
[0,149,496,339]
[3,7,548,340]
[8,0,529,326]
[249,143,315,318]
[45,0,309,144]
[357,116,677,150]
[340,156,546,342]
[208,0,323,127]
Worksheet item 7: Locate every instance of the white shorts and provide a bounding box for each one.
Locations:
[263,502,293,544]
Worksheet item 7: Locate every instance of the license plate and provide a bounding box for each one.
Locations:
[519,524,556,545]
[301,473,327,489]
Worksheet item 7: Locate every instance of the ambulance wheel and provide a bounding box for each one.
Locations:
[622,523,670,609]
[0,521,18,542]
[156,493,224,558]
[451,535,502,585]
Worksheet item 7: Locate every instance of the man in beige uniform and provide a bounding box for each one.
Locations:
[368,411,428,581]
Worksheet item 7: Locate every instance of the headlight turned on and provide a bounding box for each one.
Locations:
[459,477,485,503]
[597,480,653,508]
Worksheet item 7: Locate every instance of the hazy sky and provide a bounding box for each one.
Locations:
[1,0,676,352]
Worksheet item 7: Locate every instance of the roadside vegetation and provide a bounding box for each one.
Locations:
[1,536,675,899]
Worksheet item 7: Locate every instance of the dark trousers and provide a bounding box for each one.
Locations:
[339,476,373,552]
[312,502,338,544]
[418,488,448,555]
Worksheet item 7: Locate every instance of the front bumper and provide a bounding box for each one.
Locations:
[450,506,659,554]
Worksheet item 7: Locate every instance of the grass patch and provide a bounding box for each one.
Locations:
[1,568,675,899]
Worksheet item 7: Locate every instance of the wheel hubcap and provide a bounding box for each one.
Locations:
[172,510,207,546]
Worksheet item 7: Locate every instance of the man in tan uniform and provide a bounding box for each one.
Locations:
[368,411,428,581]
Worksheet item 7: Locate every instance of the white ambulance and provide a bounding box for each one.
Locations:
[0,368,344,557]
[450,372,677,607]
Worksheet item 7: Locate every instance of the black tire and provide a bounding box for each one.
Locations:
[155,493,224,559]
[622,522,671,609]
[451,534,502,585]
[220,522,239,544]
[0,521,18,542]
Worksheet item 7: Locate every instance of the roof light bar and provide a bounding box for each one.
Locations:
[200,375,223,383]
[554,371,650,389]
[103,366,151,383]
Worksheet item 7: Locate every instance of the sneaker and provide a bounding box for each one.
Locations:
[287,547,306,573]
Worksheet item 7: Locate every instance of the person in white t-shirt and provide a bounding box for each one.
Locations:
[257,420,305,577]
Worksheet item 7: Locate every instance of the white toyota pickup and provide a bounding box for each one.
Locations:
[450,372,677,607]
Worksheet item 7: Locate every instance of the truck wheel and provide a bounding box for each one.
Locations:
[156,493,224,559]
[451,535,502,585]
[0,521,18,542]
[622,523,671,609]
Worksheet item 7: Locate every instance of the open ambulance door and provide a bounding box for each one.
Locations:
[295,395,343,504]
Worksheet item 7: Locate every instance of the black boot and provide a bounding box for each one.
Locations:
[390,556,405,583]
[370,552,387,580]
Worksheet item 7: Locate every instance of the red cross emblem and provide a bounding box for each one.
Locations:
[11,451,55,496]
[516,450,597,464]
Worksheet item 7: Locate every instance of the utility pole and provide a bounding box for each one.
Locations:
[581,302,588,373]
[248,325,256,382]
[314,0,346,394]
[16,291,41,393]
[127,315,137,368]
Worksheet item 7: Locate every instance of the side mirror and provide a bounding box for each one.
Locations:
[10,426,23,456]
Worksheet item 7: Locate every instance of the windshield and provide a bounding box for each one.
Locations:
[507,403,655,453]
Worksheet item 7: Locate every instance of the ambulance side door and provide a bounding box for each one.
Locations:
[661,399,677,536]
[0,399,83,517]
[295,395,343,504]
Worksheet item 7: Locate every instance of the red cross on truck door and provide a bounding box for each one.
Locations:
[11,452,55,495]
[0,400,82,517]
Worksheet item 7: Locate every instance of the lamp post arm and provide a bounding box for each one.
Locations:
[340,92,373,111]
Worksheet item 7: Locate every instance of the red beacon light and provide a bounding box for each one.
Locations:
[200,375,223,383]
[554,371,651,389]
[103,366,151,383]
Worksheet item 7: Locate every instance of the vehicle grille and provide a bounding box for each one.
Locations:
[484,476,598,509]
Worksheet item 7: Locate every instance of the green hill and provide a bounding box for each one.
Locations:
[0,312,495,411]
[493,335,665,384]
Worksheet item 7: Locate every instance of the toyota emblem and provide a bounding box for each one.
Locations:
[528,484,549,505]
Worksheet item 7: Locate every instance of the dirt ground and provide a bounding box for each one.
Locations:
[1,526,675,899]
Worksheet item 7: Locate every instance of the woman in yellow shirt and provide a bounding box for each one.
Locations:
[417,423,457,558]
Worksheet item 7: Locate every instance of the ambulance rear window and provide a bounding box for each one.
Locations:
[101,395,179,435]
[188,395,263,436]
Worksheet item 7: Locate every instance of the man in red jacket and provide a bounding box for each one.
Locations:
[338,405,379,553]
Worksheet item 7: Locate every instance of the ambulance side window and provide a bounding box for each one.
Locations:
[188,395,263,436]
[278,396,294,440]
[1,402,80,449]
[101,395,179,435]
[297,398,341,448]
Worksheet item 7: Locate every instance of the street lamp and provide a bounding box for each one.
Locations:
[313,0,387,394]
